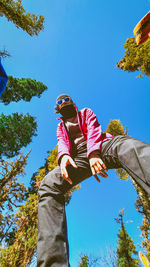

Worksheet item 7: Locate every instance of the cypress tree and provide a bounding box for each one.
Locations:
[115,209,139,267]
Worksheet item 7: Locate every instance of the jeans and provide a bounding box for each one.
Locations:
[37,135,150,266]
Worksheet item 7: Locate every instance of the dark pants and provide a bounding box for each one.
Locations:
[37,135,150,266]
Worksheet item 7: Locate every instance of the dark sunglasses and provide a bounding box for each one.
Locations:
[57,97,71,105]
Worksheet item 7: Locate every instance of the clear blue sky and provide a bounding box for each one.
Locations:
[0,0,150,266]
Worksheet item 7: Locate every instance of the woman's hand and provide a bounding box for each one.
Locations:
[60,155,78,184]
[89,155,108,183]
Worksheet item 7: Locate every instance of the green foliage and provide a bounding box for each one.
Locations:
[134,181,150,222]
[1,76,47,105]
[79,255,89,267]
[116,210,139,267]
[117,37,150,77]
[0,152,29,246]
[0,112,37,159]
[0,0,44,36]
[133,180,150,261]
[116,168,130,181]
[0,194,38,266]
[106,119,126,136]
[139,215,150,261]
[107,120,150,261]
[79,254,101,267]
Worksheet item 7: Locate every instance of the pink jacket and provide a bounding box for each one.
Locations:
[56,107,113,164]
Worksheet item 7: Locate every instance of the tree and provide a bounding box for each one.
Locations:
[106,119,127,136]
[134,182,150,261]
[0,0,44,36]
[78,254,100,267]
[0,113,37,159]
[139,215,150,261]
[117,37,150,77]
[0,193,38,266]
[0,152,30,247]
[134,181,150,223]
[107,120,150,263]
[1,76,48,105]
[79,255,89,267]
[115,209,139,267]
[78,248,117,267]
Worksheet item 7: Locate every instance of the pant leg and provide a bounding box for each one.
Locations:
[37,158,92,267]
[100,135,150,196]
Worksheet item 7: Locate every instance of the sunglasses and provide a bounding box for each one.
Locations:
[57,97,71,105]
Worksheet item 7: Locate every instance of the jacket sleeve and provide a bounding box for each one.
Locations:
[57,123,71,165]
[85,108,103,157]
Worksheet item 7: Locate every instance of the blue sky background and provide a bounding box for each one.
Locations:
[0,0,150,266]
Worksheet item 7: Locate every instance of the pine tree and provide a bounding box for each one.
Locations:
[139,215,150,261]
[78,253,100,267]
[79,255,89,267]
[134,181,150,222]
[1,76,47,105]
[115,209,139,267]
[107,120,150,262]
[0,152,30,247]
[0,113,37,159]
[134,182,150,261]
[0,0,44,36]
[117,37,150,77]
